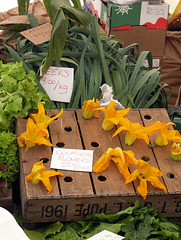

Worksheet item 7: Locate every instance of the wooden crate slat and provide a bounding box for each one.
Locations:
[76,110,135,195]
[140,108,181,194]
[46,110,94,196]
[24,193,181,224]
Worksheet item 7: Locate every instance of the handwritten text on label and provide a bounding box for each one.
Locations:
[40,66,74,103]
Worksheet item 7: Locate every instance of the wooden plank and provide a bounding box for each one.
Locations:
[0,179,8,198]
[46,109,94,196]
[0,187,13,213]
[23,193,181,223]
[140,108,181,194]
[76,110,135,195]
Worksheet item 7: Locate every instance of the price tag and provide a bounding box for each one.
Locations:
[20,22,52,45]
[50,148,94,172]
[40,66,74,103]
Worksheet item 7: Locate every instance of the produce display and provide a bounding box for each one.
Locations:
[0,0,180,239]
[4,21,169,110]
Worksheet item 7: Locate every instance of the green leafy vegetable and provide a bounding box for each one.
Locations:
[0,131,19,187]
[0,61,53,131]
[25,221,64,240]
[24,201,181,240]
[3,17,169,110]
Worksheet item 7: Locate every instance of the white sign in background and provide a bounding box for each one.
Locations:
[140,2,169,25]
[40,66,74,103]
[50,148,94,172]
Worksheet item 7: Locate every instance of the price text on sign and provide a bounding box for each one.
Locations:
[40,66,74,103]
[40,200,181,219]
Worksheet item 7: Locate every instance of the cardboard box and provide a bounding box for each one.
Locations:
[92,1,168,29]
[111,26,166,56]
[92,1,169,56]
[101,2,141,29]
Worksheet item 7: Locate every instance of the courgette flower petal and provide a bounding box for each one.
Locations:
[26,161,64,193]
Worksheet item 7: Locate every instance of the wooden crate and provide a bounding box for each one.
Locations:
[0,179,13,212]
[16,108,181,227]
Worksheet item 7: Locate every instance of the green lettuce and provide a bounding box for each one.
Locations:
[0,131,19,187]
[0,61,53,131]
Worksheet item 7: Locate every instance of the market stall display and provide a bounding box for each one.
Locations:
[16,107,181,229]
[0,0,181,239]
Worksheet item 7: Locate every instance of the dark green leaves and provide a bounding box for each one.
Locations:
[0,131,19,187]
[42,0,92,75]
[17,0,30,15]
[3,13,169,109]
[41,8,69,76]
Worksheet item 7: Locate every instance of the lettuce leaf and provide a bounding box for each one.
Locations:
[0,61,53,131]
[0,131,19,187]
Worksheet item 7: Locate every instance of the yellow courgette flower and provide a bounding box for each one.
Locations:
[17,118,53,152]
[96,101,130,131]
[126,159,167,199]
[93,147,113,173]
[112,118,162,146]
[82,98,100,119]
[26,161,64,193]
[31,102,63,129]
[155,122,181,146]
[93,147,138,180]
[170,142,181,161]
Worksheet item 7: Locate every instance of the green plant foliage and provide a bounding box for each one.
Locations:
[41,0,92,76]
[0,131,19,187]
[0,61,54,131]
[2,16,169,109]
[0,0,91,75]
[17,0,30,15]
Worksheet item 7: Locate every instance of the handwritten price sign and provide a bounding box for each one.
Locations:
[50,148,93,172]
[20,22,52,45]
[40,66,74,103]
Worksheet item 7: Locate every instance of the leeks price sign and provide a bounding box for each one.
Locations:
[40,66,74,103]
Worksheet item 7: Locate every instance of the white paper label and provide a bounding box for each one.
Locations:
[140,2,168,25]
[87,230,125,240]
[142,58,160,68]
[40,66,74,103]
[50,148,94,172]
